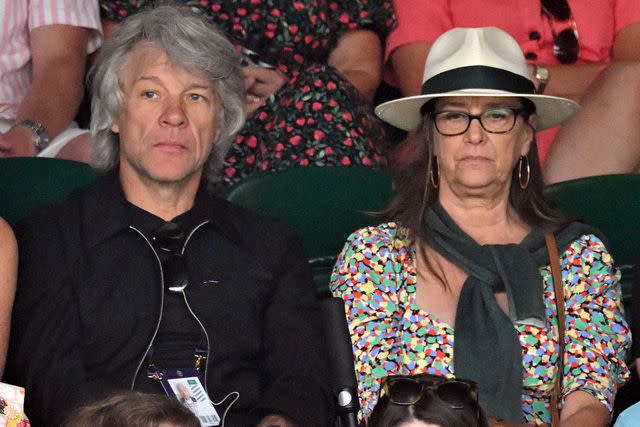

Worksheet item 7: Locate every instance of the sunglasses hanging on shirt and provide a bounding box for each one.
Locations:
[151,222,189,292]
[540,0,579,64]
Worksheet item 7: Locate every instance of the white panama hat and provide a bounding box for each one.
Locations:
[375,27,579,131]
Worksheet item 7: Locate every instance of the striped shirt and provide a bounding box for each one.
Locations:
[0,0,102,119]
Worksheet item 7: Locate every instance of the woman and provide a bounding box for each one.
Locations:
[331,27,630,425]
[0,217,17,380]
[100,0,395,186]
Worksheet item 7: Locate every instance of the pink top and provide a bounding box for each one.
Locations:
[387,0,640,67]
[385,0,640,161]
[0,0,102,119]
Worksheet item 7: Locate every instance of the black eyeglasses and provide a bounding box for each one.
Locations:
[541,0,579,64]
[151,222,189,292]
[379,373,479,409]
[431,108,522,136]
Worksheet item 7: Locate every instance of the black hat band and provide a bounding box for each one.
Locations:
[421,66,536,95]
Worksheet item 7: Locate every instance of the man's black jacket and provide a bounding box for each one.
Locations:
[6,171,332,426]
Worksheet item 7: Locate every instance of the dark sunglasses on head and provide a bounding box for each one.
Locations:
[540,0,579,64]
[379,373,479,410]
[151,222,189,292]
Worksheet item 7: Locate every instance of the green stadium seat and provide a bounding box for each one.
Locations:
[0,157,99,225]
[225,166,393,294]
[544,174,640,311]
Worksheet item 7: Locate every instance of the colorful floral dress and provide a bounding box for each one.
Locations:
[100,0,395,186]
[330,222,631,424]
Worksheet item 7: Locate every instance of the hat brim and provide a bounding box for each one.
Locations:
[375,89,580,131]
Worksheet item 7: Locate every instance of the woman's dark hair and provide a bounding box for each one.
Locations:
[381,98,568,238]
[64,392,200,427]
[368,388,488,427]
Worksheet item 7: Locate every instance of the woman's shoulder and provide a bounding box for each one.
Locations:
[559,232,619,295]
[562,232,611,262]
[342,221,412,252]
[332,222,411,304]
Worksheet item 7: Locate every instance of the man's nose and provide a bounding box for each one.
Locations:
[160,99,187,127]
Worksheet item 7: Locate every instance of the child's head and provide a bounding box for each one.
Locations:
[65,392,200,427]
[368,374,488,427]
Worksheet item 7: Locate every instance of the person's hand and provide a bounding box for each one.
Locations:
[256,414,297,427]
[527,63,541,91]
[243,66,288,116]
[0,126,37,157]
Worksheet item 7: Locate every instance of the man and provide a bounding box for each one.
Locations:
[0,1,101,160]
[7,6,332,426]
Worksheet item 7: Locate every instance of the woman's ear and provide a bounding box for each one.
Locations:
[110,122,120,133]
[521,115,536,156]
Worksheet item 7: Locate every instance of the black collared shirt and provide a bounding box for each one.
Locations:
[126,198,207,393]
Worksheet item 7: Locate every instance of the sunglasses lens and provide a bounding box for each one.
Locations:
[436,382,476,409]
[386,379,424,405]
[554,29,579,63]
[151,222,189,292]
[163,254,189,292]
[541,0,571,20]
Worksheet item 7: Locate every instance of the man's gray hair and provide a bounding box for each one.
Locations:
[89,4,246,183]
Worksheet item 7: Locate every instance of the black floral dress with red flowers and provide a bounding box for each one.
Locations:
[100,0,396,186]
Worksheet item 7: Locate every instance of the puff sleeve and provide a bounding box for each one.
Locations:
[560,234,631,410]
[330,223,411,417]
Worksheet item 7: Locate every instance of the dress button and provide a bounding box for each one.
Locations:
[525,52,538,60]
[529,31,541,40]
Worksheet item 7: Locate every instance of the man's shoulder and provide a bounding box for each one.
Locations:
[14,172,121,241]
[205,194,299,243]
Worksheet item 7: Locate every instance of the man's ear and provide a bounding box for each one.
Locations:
[111,122,120,133]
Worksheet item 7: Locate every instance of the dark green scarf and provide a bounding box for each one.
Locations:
[423,203,595,422]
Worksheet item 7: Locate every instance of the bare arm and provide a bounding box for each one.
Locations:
[0,218,17,379]
[543,23,640,182]
[612,22,640,61]
[389,41,433,97]
[534,23,640,100]
[23,24,90,138]
[328,29,383,103]
[0,24,90,156]
[559,390,610,427]
[101,18,119,40]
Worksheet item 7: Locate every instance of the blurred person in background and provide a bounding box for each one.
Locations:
[100,0,396,188]
[0,1,101,161]
[385,0,640,183]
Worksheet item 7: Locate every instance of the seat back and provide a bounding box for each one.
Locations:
[225,166,393,293]
[0,157,99,224]
[544,174,640,308]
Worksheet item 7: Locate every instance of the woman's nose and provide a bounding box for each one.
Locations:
[464,116,485,144]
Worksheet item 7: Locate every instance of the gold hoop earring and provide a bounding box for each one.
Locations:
[430,156,440,188]
[518,155,530,189]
